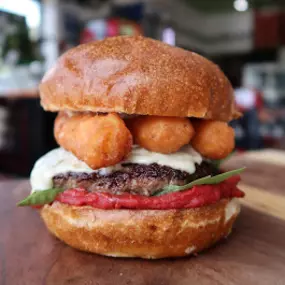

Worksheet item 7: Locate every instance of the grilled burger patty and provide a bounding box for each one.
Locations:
[53,161,217,196]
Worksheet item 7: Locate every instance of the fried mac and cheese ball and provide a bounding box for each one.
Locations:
[191,120,235,160]
[128,116,195,154]
[54,112,132,169]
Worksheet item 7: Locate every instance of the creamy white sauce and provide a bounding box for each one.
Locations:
[30,145,202,192]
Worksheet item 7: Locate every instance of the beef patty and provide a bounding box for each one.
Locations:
[53,161,217,196]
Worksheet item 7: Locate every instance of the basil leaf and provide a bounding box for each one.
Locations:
[17,188,64,206]
[156,175,212,196]
[205,167,245,184]
[154,167,245,196]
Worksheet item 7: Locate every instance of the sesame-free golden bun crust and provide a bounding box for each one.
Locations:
[40,36,240,122]
[40,198,240,259]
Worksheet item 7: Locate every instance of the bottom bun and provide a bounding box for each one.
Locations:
[40,198,240,259]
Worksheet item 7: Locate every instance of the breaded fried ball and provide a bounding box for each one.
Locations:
[128,116,195,154]
[54,112,133,169]
[191,120,235,160]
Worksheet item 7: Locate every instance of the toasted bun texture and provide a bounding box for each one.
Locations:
[40,36,239,121]
[40,198,240,259]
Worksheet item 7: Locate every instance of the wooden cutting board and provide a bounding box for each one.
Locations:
[1,150,285,285]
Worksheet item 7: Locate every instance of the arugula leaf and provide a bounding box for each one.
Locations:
[17,188,64,206]
[154,167,245,196]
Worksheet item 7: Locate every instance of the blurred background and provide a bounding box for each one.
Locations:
[1,0,285,176]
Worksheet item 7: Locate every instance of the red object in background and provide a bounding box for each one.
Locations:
[279,12,285,45]
[107,19,120,37]
[255,89,264,110]
[255,11,279,49]
[80,29,95,44]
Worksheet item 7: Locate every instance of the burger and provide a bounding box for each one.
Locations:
[18,36,245,259]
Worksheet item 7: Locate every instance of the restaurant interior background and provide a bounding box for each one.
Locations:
[1,0,285,177]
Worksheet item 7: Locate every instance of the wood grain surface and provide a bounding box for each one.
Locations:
[1,150,285,285]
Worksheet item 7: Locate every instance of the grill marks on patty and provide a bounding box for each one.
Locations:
[53,161,217,196]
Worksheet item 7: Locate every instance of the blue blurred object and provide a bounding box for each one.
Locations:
[112,2,144,22]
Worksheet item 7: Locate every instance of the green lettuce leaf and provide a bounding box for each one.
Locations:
[17,188,64,206]
[154,167,245,196]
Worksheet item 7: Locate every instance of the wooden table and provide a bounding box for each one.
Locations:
[1,150,285,285]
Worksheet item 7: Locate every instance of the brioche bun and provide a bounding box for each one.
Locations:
[40,36,240,121]
[40,198,240,259]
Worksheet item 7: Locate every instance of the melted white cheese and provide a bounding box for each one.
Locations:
[30,145,202,191]
[127,145,202,173]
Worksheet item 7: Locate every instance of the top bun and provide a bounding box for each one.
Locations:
[40,36,239,121]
